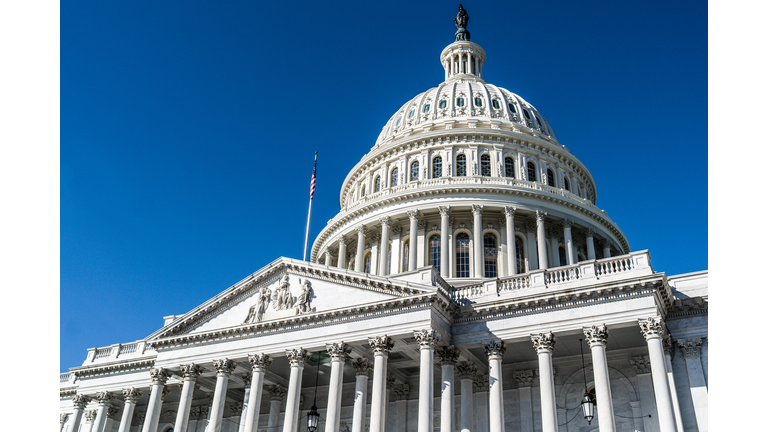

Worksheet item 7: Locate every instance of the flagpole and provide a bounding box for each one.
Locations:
[302,152,318,262]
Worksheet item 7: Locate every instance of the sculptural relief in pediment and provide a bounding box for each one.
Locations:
[243,275,315,324]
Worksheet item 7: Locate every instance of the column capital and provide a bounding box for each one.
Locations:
[248,353,273,372]
[161,385,172,401]
[417,220,427,230]
[414,328,440,350]
[180,363,205,380]
[60,413,69,424]
[337,236,347,246]
[72,394,91,409]
[437,345,460,365]
[531,332,556,354]
[512,369,535,387]
[438,205,451,217]
[379,216,391,227]
[598,238,610,248]
[456,361,477,380]
[677,338,704,359]
[149,367,171,385]
[392,225,402,235]
[629,355,652,374]
[472,374,489,392]
[503,206,516,217]
[122,387,144,404]
[483,339,506,359]
[498,216,506,227]
[368,335,394,356]
[663,334,674,356]
[213,358,236,376]
[525,220,537,232]
[107,406,119,419]
[326,342,352,362]
[356,224,367,234]
[351,358,372,376]
[471,204,483,216]
[285,348,311,367]
[583,324,609,347]
[560,218,573,228]
[585,227,595,237]
[386,372,396,389]
[241,373,252,387]
[393,384,410,400]
[638,316,665,340]
[230,402,243,416]
[198,405,209,419]
[95,390,114,405]
[266,384,287,401]
[407,209,420,220]
[535,210,547,223]
[84,409,97,422]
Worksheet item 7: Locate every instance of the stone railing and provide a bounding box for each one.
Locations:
[84,340,154,365]
[451,250,653,305]
[60,372,72,383]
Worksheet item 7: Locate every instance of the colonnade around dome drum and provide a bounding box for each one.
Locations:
[314,204,622,283]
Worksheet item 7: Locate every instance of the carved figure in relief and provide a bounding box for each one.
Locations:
[244,287,270,324]
[271,275,295,311]
[295,278,314,315]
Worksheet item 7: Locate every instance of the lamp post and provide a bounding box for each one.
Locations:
[580,339,596,425]
[307,352,321,432]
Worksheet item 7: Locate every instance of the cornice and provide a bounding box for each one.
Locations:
[454,277,667,324]
[69,357,156,379]
[152,259,434,340]
[60,387,78,398]
[666,296,708,319]
[149,292,457,350]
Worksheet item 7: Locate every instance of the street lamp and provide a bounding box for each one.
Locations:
[307,352,321,432]
[579,339,596,425]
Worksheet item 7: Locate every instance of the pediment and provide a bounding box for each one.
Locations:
[148,258,437,341]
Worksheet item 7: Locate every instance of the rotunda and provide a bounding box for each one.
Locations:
[310,24,628,284]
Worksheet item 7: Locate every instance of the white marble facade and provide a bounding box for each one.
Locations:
[60,7,707,432]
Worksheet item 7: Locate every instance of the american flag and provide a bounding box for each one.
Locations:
[309,152,317,200]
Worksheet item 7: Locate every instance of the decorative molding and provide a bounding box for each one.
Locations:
[213,359,236,376]
[161,385,172,401]
[407,210,420,220]
[438,205,451,217]
[95,391,114,404]
[84,410,97,422]
[531,332,556,354]
[471,204,483,216]
[386,372,396,389]
[379,216,391,227]
[583,325,609,347]
[560,218,573,228]
[123,387,144,404]
[60,413,69,424]
[472,374,489,392]
[678,338,704,359]
[71,358,156,379]
[630,355,652,374]
[535,210,547,223]
[72,394,91,409]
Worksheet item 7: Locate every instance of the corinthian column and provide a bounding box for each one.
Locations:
[531,333,558,432]
[484,339,506,432]
[208,359,236,432]
[638,317,677,432]
[513,370,535,432]
[92,391,114,432]
[379,217,391,275]
[368,335,394,432]
[60,414,69,432]
[678,338,708,431]
[142,367,171,432]
[439,206,451,278]
[583,325,616,432]
[392,384,410,432]
[663,335,685,432]
[326,342,352,432]
[283,349,311,432]
[266,385,287,432]
[338,237,347,269]
[504,207,516,275]
[355,225,366,272]
[174,363,204,432]
[456,362,477,432]
[243,354,272,432]
[437,345,459,432]
[69,394,91,432]
[472,205,484,277]
[117,388,143,432]
[585,228,596,260]
[414,329,439,432]
[535,211,548,269]
[408,210,419,271]
[351,358,372,432]
[561,219,574,265]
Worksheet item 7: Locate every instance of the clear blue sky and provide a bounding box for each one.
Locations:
[60,1,706,372]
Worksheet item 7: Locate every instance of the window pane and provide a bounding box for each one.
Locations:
[411,161,419,181]
[408,109,415,119]
[423,104,430,113]
[456,233,470,278]
[396,116,402,125]
[439,100,447,109]
[457,154,466,177]
[475,97,482,106]
[364,253,371,273]
[559,247,567,266]
[564,177,570,191]
[508,103,516,113]
[515,239,525,273]
[391,168,398,186]
[484,234,498,278]
[402,240,409,270]
[492,99,500,109]
[527,162,536,182]
[361,185,365,197]
[433,156,442,178]
[481,154,491,177]
[457,97,465,107]
[547,169,555,187]
[429,235,441,273]
[375,176,380,192]
[505,157,515,178]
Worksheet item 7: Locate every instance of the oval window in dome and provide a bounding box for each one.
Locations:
[423,104,430,113]
[475,97,482,107]
[523,109,531,120]
[408,109,415,119]
[439,100,447,109]
[492,99,500,109]
[396,116,402,126]
[457,98,465,107]
[508,103,516,113]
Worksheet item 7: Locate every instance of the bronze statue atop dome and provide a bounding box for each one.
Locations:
[454,4,470,41]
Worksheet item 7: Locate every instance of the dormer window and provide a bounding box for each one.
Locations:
[523,109,531,120]
[423,104,431,113]
[457,97,465,107]
[508,103,516,113]
[492,99,500,109]
[439,100,447,109]
[474,97,483,107]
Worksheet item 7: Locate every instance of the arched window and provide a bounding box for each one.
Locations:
[364,252,372,273]
[402,239,409,270]
[428,235,441,273]
[433,156,442,178]
[484,233,498,278]
[505,156,515,178]
[410,161,419,181]
[563,176,570,192]
[361,184,366,197]
[559,246,567,266]
[508,102,517,113]
[480,154,491,177]
[547,168,555,187]
[527,161,537,182]
[457,154,467,177]
[492,99,500,109]
[423,103,431,113]
[439,99,447,109]
[391,167,398,187]
[523,109,531,120]
[456,233,470,278]
[374,176,381,192]
[515,237,525,273]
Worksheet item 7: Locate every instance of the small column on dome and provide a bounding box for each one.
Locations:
[337,237,347,269]
[355,225,366,272]
[585,228,596,260]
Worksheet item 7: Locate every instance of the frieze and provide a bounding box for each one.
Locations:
[71,358,156,379]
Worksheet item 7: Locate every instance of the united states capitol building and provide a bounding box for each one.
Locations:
[59,7,708,432]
